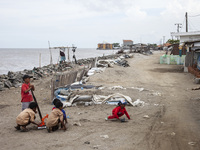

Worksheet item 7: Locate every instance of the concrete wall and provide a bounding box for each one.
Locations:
[180,35,200,43]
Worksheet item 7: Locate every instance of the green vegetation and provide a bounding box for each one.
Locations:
[167,39,180,44]
[113,43,120,47]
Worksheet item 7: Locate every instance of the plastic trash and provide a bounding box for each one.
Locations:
[188,142,196,146]
[100,135,109,138]
[132,99,146,107]
[143,115,150,119]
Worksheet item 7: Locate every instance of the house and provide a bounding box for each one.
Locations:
[123,40,133,49]
[169,43,187,55]
[171,31,200,76]
[97,43,113,50]
[132,43,148,53]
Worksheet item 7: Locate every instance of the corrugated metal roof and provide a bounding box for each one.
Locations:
[191,46,200,51]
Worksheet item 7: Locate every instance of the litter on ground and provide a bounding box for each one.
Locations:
[100,135,109,138]
[54,88,134,107]
[143,115,150,119]
[132,99,147,107]
[188,142,196,146]
[131,87,145,92]
[109,86,126,90]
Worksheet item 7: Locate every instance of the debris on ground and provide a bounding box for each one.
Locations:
[87,68,106,76]
[131,87,145,92]
[188,142,196,146]
[109,86,126,90]
[149,91,162,96]
[54,85,134,107]
[100,93,133,106]
[170,132,176,136]
[97,60,115,68]
[194,78,200,84]
[192,87,200,90]
[93,145,101,149]
[73,122,82,126]
[84,141,90,144]
[132,99,147,107]
[143,115,150,119]
[100,135,109,139]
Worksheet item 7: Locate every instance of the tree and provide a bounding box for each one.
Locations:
[113,43,120,47]
[167,39,180,44]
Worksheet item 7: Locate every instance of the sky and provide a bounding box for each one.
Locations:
[0,0,200,48]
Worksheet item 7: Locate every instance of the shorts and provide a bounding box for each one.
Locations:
[60,56,66,61]
[22,102,31,111]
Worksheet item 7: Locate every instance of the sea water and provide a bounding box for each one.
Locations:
[0,48,115,75]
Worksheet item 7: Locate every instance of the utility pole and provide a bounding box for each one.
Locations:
[175,23,182,32]
[163,36,165,45]
[185,12,188,32]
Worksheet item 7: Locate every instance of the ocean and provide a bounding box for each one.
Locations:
[0,48,116,75]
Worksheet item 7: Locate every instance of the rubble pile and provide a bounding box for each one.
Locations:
[0,53,132,91]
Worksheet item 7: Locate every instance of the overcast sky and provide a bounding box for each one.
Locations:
[0,0,200,48]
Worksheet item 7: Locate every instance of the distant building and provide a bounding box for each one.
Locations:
[133,43,148,52]
[97,43,113,50]
[123,40,133,49]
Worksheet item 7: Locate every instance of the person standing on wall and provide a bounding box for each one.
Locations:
[60,50,66,64]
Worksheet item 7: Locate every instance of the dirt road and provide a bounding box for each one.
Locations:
[0,51,200,150]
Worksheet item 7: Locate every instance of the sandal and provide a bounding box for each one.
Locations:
[15,126,21,130]
[47,127,52,133]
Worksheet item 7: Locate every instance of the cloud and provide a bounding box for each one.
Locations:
[0,0,200,47]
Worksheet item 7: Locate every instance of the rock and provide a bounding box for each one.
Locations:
[7,71,14,78]
[4,80,13,88]
[93,145,100,149]
[194,78,200,84]
[84,141,90,144]
[0,52,133,92]
[100,135,109,138]
[143,115,150,119]
[188,142,196,146]
[73,122,81,126]
[13,83,22,88]
[0,82,4,91]
[170,132,176,136]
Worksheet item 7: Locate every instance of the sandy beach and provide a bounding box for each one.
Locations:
[0,51,200,150]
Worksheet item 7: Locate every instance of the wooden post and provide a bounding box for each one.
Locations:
[186,12,188,32]
[39,53,41,68]
[67,47,70,62]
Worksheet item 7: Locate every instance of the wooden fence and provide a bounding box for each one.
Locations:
[50,68,89,100]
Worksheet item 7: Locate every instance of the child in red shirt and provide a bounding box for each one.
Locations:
[21,75,35,111]
[106,99,130,122]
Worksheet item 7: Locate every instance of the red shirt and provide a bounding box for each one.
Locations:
[21,83,33,102]
[112,106,130,119]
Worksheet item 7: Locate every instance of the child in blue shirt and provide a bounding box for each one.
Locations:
[52,98,67,125]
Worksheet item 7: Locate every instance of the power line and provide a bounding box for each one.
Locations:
[189,14,200,17]
[180,16,185,32]
[188,18,199,31]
